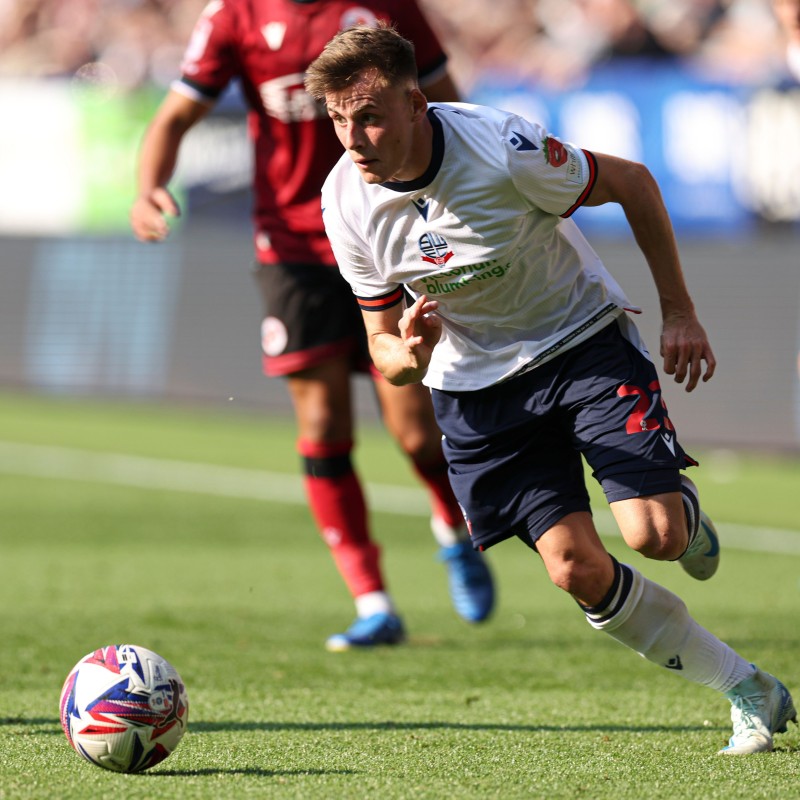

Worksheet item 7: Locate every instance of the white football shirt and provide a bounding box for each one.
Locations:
[321,102,638,391]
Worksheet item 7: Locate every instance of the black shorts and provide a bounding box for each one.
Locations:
[431,318,696,551]
[253,261,371,377]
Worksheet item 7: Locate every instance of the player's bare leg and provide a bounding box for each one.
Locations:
[374,377,495,623]
[534,511,795,753]
[609,480,719,579]
[287,357,404,650]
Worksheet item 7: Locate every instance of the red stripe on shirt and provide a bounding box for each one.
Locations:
[357,288,404,311]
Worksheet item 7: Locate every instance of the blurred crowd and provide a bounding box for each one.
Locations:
[0,0,207,89]
[423,0,799,89]
[0,0,797,92]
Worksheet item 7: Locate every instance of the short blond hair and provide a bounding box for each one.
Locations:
[304,21,418,100]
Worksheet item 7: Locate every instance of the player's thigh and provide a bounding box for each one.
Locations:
[286,357,355,443]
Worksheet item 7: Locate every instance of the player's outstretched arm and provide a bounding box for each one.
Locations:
[130,91,210,242]
[362,295,442,386]
[584,152,717,391]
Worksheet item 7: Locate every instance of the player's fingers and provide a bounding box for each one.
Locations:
[671,345,691,386]
[420,299,439,315]
[684,353,702,392]
[702,346,717,383]
[660,338,677,376]
[151,187,181,217]
[683,342,710,392]
[130,198,170,242]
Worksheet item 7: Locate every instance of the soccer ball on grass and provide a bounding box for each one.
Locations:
[59,644,189,773]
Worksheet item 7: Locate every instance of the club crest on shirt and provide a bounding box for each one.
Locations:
[543,136,568,167]
[419,232,454,266]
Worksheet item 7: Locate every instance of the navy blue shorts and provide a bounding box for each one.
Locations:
[431,318,696,551]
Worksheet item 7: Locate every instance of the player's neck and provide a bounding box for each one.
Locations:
[393,113,434,183]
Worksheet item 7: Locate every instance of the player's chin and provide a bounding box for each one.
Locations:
[359,170,385,185]
[353,161,386,184]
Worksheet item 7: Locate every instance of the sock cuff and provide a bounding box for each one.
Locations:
[680,474,700,547]
[582,558,640,630]
[298,439,355,478]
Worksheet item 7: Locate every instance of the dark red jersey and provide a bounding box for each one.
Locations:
[176,0,449,266]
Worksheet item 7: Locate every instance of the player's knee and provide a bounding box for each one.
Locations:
[625,521,686,562]
[392,425,443,462]
[546,558,611,606]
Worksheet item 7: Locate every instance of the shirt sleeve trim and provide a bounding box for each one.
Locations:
[172,77,220,105]
[356,287,404,311]
[561,149,598,219]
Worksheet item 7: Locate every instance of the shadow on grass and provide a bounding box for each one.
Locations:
[1,717,727,734]
[191,720,724,734]
[147,768,356,777]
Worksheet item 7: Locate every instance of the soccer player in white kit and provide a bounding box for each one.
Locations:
[305,22,797,754]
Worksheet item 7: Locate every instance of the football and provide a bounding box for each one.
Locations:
[59,644,189,773]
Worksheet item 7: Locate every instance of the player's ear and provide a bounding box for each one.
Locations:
[409,87,428,121]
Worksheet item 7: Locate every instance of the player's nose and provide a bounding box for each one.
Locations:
[343,121,365,151]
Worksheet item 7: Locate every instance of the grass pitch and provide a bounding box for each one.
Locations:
[0,391,799,799]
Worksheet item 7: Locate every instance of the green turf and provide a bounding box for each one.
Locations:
[1,391,798,799]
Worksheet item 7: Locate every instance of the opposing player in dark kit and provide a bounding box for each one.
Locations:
[130,1,495,650]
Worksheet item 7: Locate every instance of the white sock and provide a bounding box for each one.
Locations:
[355,591,394,618]
[430,516,468,547]
[582,559,754,692]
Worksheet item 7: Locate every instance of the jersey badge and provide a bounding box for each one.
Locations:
[419,232,454,266]
[261,316,288,356]
[543,136,568,167]
[412,197,430,220]
[509,131,538,152]
[261,22,286,50]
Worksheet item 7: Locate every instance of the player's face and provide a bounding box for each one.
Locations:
[325,70,429,184]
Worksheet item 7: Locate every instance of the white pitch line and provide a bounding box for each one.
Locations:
[0,441,427,517]
[1,440,799,556]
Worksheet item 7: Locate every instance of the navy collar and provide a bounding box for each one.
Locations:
[381,108,444,192]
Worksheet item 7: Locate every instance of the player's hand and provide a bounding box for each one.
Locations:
[660,311,716,392]
[398,294,442,371]
[130,188,181,242]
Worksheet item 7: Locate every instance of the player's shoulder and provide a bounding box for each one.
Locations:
[430,101,519,132]
[438,102,552,156]
[431,102,529,150]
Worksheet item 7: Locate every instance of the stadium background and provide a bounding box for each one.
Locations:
[0,0,798,451]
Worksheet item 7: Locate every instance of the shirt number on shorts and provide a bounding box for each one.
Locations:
[617,381,675,434]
